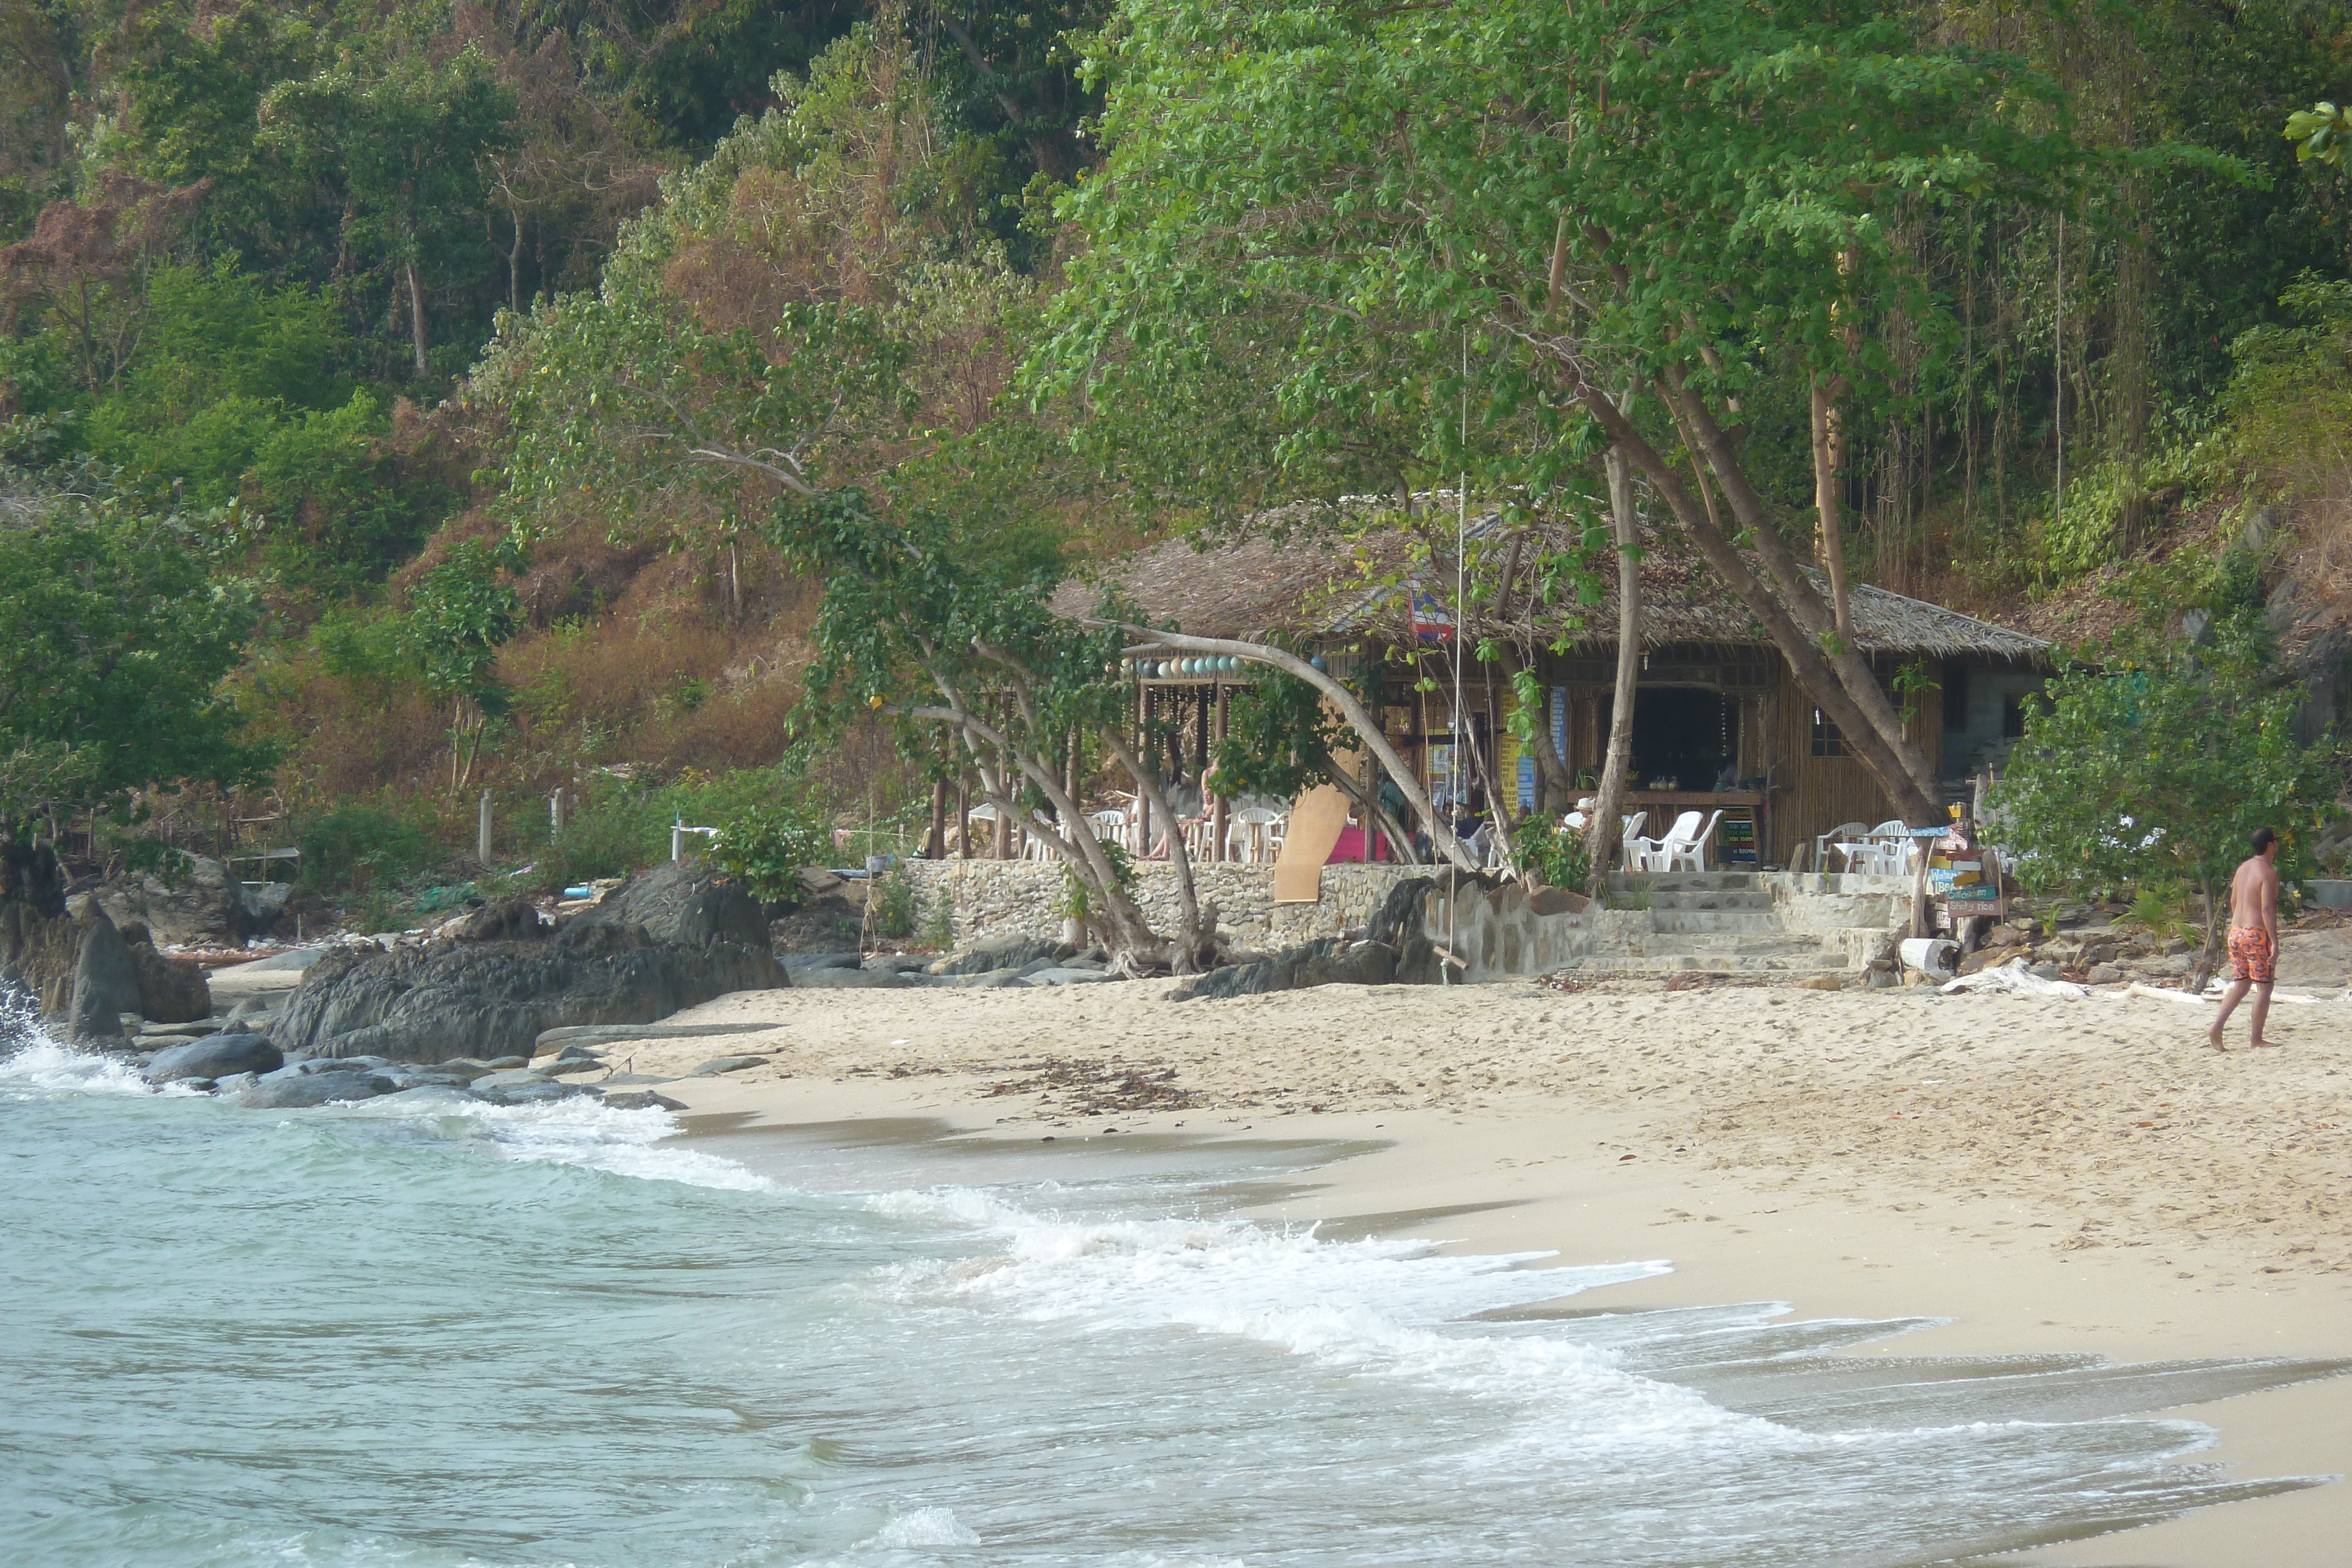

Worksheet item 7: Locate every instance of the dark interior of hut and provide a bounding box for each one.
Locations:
[1601,688,1740,793]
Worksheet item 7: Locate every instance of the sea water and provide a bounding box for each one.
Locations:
[1,1032,2336,1568]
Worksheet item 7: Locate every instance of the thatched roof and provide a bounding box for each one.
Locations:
[1052,497,2050,661]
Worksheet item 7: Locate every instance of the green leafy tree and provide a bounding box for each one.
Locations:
[260,41,519,377]
[0,491,271,847]
[707,800,831,907]
[1994,611,2340,992]
[402,537,524,795]
[1041,0,2116,825]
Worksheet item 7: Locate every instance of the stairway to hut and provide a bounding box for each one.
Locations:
[1561,871,1905,980]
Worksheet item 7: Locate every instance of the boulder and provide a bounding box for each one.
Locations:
[1023,967,1115,987]
[145,1032,283,1083]
[272,917,789,1065]
[235,1071,391,1108]
[791,967,923,989]
[1174,937,1398,1001]
[690,1054,770,1076]
[604,1090,688,1112]
[933,935,1067,977]
[451,898,548,943]
[783,952,862,975]
[86,855,265,949]
[129,940,211,1024]
[567,861,769,949]
[68,912,142,1041]
[535,1021,784,1052]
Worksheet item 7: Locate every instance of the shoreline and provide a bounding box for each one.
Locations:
[642,978,2352,1568]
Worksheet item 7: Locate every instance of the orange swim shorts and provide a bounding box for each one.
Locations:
[2227,925,2277,986]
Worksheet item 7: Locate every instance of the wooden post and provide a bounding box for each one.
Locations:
[478,791,493,864]
[956,778,970,861]
[927,778,947,860]
[1210,683,1230,862]
[1137,681,1154,857]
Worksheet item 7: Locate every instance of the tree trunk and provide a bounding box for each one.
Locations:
[1101,727,1213,971]
[1810,375,1856,640]
[1586,441,1643,896]
[1578,385,1943,825]
[926,778,947,860]
[405,259,429,377]
[2189,875,2224,994]
[505,205,524,315]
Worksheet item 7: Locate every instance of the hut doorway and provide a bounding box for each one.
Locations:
[1599,688,1739,793]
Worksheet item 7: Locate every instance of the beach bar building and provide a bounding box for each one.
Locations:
[1055,507,2050,870]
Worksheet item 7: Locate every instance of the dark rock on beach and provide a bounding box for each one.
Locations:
[603,1089,688,1112]
[535,1021,783,1052]
[689,1054,770,1076]
[273,863,787,1065]
[1173,936,1399,1001]
[931,936,1069,977]
[145,1032,283,1084]
[128,938,211,1024]
[68,913,143,1040]
[567,860,770,950]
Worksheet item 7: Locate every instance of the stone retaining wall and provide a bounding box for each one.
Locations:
[897,859,1422,950]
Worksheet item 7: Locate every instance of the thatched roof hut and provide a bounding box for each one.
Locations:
[1051,502,2048,661]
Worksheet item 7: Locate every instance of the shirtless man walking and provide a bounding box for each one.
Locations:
[2209,826,2281,1050]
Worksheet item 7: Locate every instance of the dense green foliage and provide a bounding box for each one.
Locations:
[1993,557,2341,973]
[706,800,831,906]
[0,493,270,825]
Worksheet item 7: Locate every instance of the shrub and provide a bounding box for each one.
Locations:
[1509,813,1591,892]
[871,870,917,938]
[707,801,830,907]
[298,803,435,891]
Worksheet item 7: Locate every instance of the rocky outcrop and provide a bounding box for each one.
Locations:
[68,913,142,1039]
[931,935,1070,975]
[127,936,210,1022]
[146,1032,282,1083]
[0,900,89,1017]
[1172,935,1401,1001]
[568,860,769,949]
[275,864,788,1064]
[0,904,209,1035]
[82,855,268,948]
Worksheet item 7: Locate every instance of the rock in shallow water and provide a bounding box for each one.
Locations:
[603,1090,687,1112]
[145,1032,283,1084]
[236,1071,390,1108]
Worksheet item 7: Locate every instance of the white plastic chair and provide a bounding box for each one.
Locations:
[1023,814,1062,861]
[1853,818,1910,875]
[1616,811,1648,872]
[1664,808,1724,872]
[1815,820,1870,874]
[1563,810,1588,833]
[1632,810,1701,872]
[1087,810,1132,851]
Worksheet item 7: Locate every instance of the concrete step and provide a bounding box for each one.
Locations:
[1611,871,1759,894]
[1622,934,1836,957]
[1649,911,1786,935]
[1559,951,1854,976]
[1641,890,1776,912]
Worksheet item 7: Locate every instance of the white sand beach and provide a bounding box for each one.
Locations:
[614,968,2352,1568]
